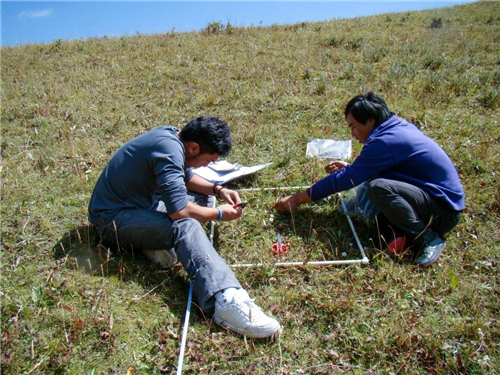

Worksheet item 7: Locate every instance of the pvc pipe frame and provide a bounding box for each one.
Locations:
[177,200,218,374]
[177,185,369,373]
[230,186,369,268]
[176,281,193,375]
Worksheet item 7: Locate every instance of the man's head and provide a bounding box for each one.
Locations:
[180,116,232,167]
[344,92,393,144]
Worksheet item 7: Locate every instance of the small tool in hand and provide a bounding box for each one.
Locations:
[233,201,248,209]
[271,230,289,254]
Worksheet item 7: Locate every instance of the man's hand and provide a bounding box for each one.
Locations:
[219,203,243,221]
[218,188,240,206]
[273,190,311,213]
[325,160,349,174]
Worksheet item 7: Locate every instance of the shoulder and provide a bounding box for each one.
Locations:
[144,126,182,147]
[377,116,418,132]
[371,116,422,142]
[145,125,179,138]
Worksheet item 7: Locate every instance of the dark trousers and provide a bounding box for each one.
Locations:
[368,178,462,245]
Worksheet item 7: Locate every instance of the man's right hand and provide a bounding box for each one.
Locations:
[219,204,243,221]
[273,190,311,213]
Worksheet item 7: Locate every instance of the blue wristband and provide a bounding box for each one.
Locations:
[216,207,223,221]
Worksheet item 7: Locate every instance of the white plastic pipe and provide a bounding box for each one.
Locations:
[177,199,216,374]
[177,186,369,373]
[237,185,310,192]
[231,259,368,268]
[338,193,369,263]
[176,281,193,375]
[233,186,369,266]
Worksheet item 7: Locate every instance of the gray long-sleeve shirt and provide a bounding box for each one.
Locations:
[88,126,194,225]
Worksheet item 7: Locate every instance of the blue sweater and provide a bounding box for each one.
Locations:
[307,116,465,211]
[88,126,194,225]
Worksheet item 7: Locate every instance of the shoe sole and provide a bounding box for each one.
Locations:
[213,317,280,339]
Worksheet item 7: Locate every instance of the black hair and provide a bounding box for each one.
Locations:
[344,91,393,127]
[179,116,232,157]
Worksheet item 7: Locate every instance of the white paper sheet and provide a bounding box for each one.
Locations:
[193,161,273,184]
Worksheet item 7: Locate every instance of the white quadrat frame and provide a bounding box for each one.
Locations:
[177,185,369,373]
[212,186,369,268]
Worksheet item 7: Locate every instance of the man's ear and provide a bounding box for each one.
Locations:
[366,118,376,128]
[186,142,200,156]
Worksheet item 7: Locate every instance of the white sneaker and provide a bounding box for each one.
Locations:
[213,288,281,339]
[142,249,177,268]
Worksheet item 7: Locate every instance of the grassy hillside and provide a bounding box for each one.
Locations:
[1,1,499,374]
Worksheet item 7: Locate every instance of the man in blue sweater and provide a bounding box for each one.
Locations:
[89,116,280,338]
[274,92,464,268]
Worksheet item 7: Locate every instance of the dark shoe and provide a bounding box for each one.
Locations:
[386,235,410,256]
[414,237,446,268]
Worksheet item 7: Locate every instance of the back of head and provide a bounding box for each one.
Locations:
[344,91,393,126]
[180,116,232,157]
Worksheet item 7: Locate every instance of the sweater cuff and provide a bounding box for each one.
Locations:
[306,186,314,201]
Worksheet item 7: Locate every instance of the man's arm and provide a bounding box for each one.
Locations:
[186,174,241,206]
[185,174,215,196]
[170,174,243,222]
[169,201,242,222]
[274,159,347,213]
[273,190,311,213]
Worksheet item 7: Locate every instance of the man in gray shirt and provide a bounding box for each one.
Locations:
[89,116,280,339]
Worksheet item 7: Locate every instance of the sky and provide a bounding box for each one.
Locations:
[1,1,476,47]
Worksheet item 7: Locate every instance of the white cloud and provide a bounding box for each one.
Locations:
[18,9,54,19]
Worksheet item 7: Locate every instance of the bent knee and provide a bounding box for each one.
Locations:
[368,179,392,203]
[173,217,202,227]
[172,217,204,233]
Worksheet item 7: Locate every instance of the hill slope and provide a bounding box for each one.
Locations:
[1,2,499,373]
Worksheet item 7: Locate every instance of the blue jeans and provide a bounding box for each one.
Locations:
[368,178,462,245]
[97,194,241,312]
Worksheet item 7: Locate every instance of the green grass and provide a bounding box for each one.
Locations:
[1,2,499,374]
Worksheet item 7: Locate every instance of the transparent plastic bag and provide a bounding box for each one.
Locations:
[339,181,379,222]
[306,139,351,160]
